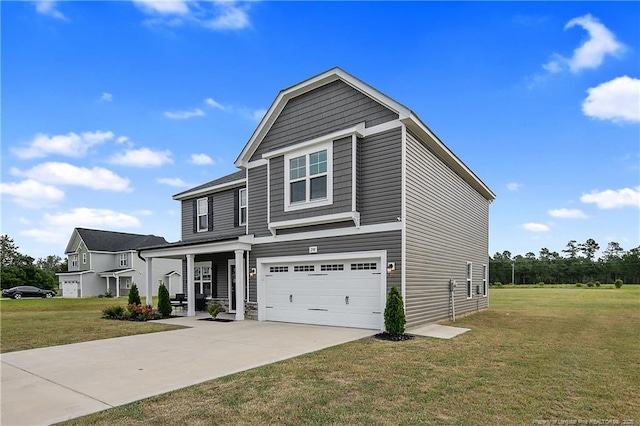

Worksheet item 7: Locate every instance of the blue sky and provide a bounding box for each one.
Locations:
[1,1,639,260]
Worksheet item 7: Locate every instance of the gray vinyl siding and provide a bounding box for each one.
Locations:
[270,137,352,223]
[181,187,246,241]
[405,130,490,326]
[248,231,401,302]
[276,221,354,235]
[248,165,269,237]
[182,252,234,299]
[359,128,402,225]
[250,80,398,161]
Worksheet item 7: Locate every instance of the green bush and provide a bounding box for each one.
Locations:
[494,282,503,288]
[128,283,141,305]
[384,285,406,336]
[587,282,594,288]
[102,305,125,319]
[537,282,545,288]
[576,283,583,287]
[157,284,172,317]
[594,281,601,288]
[614,279,623,289]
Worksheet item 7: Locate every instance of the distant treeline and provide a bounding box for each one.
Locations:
[490,239,640,285]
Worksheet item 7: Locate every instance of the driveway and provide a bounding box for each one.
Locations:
[1,317,375,425]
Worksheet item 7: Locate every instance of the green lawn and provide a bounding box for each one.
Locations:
[60,287,640,425]
[0,297,184,353]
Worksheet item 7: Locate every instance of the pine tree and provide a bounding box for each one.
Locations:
[128,283,141,305]
[157,283,172,317]
[384,285,406,335]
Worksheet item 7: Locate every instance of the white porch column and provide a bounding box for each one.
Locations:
[234,249,245,321]
[145,257,153,306]
[116,276,120,298]
[186,254,195,317]
[106,276,110,294]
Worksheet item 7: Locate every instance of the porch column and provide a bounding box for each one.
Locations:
[145,257,153,306]
[116,276,120,298]
[234,249,245,321]
[106,276,110,294]
[186,254,195,317]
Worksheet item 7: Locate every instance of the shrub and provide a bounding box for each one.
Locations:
[576,283,583,287]
[587,282,594,288]
[537,282,545,288]
[594,281,601,288]
[102,305,125,319]
[128,283,141,305]
[207,302,221,318]
[614,279,623,289]
[494,282,503,288]
[157,284,172,317]
[384,285,406,336]
[104,290,113,298]
[126,303,161,321]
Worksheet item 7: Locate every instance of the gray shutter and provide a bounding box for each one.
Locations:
[192,199,197,233]
[233,189,239,227]
[207,196,214,231]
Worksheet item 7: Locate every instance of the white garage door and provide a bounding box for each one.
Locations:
[263,258,382,329]
[62,281,79,298]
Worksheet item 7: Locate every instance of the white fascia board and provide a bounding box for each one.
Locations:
[56,270,94,276]
[251,221,401,245]
[235,67,411,168]
[173,179,246,201]
[403,114,496,201]
[261,123,365,160]
[141,241,252,259]
[268,212,359,236]
[98,268,136,277]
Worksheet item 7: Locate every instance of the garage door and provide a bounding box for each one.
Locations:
[62,281,79,298]
[263,258,382,329]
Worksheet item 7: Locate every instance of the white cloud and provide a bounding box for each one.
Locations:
[134,0,251,31]
[506,182,522,191]
[157,177,190,187]
[0,179,65,208]
[548,208,589,219]
[205,97,228,110]
[18,217,31,225]
[35,0,66,20]
[11,162,132,192]
[100,92,113,102]
[523,222,550,232]
[132,0,191,15]
[164,108,205,119]
[580,186,640,209]
[44,208,141,229]
[206,2,250,30]
[582,76,640,123]
[11,130,114,159]
[251,108,267,122]
[20,229,67,244]
[543,14,624,74]
[190,153,214,165]
[109,148,173,167]
[133,209,153,216]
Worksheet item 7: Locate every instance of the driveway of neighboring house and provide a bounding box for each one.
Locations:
[1,317,375,425]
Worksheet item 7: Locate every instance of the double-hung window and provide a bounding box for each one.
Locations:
[197,197,208,232]
[284,142,332,211]
[239,188,247,226]
[120,253,128,267]
[70,254,78,268]
[482,264,488,297]
[466,262,473,299]
[82,253,87,264]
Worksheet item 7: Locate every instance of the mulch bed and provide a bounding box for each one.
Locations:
[373,332,415,341]
[197,318,234,322]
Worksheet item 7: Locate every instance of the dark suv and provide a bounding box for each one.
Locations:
[2,286,56,299]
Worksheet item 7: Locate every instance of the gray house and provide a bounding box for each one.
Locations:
[139,68,495,329]
[57,228,181,298]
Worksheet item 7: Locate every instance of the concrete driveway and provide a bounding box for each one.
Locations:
[1,317,375,425]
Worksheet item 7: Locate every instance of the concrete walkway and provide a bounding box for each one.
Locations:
[1,317,375,425]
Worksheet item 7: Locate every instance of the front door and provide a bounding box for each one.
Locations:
[228,260,236,312]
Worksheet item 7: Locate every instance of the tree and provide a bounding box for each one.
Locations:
[128,283,142,305]
[157,284,172,317]
[579,238,600,260]
[1,235,33,268]
[384,285,406,336]
[562,240,579,259]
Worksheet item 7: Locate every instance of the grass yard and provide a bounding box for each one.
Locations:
[61,287,640,425]
[0,297,184,353]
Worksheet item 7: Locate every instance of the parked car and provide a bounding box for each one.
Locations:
[2,286,56,299]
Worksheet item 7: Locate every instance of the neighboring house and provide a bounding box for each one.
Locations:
[57,228,182,298]
[139,68,496,330]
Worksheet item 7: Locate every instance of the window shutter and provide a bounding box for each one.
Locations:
[192,199,197,233]
[233,189,239,227]
[207,196,214,231]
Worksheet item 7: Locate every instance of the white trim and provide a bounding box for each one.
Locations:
[173,179,246,201]
[194,261,213,296]
[246,159,268,169]
[228,259,236,313]
[401,123,407,303]
[482,263,488,297]
[283,141,333,212]
[239,188,248,226]
[268,211,359,236]
[82,252,87,265]
[351,134,357,212]
[56,270,94,276]
[266,160,271,225]
[196,197,208,232]
[246,251,251,303]
[256,249,387,330]
[245,169,249,235]
[141,240,252,259]
[466,261,473,299]
[261,123,364,160]
[248,221,401,245]
[98,268,135,277]
[362,119,403,137]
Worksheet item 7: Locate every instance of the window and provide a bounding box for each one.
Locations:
[120,253,128,267]
[239,188,247,226]
[482,264,488,297]
[466,262,473,299]
[350,263,377,270]
[197,197,208,232]
[70,254,78,268]
[321,264,344,271]
[124,279,131,289]
[284,143,333,211]
[269,266,289,273]
[82,253,87,264]
[294,265,315,272]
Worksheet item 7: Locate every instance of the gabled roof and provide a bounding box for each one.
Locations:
[172,170,245,201]
[234,67,495,201]
[65,228,169,254]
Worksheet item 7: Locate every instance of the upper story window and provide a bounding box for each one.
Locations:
[70,254,78,268]
[239,188,247,226]
[82,253,87,264]
[197,197,208,232]
[284,142,333,212]
[120,253,128,267]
